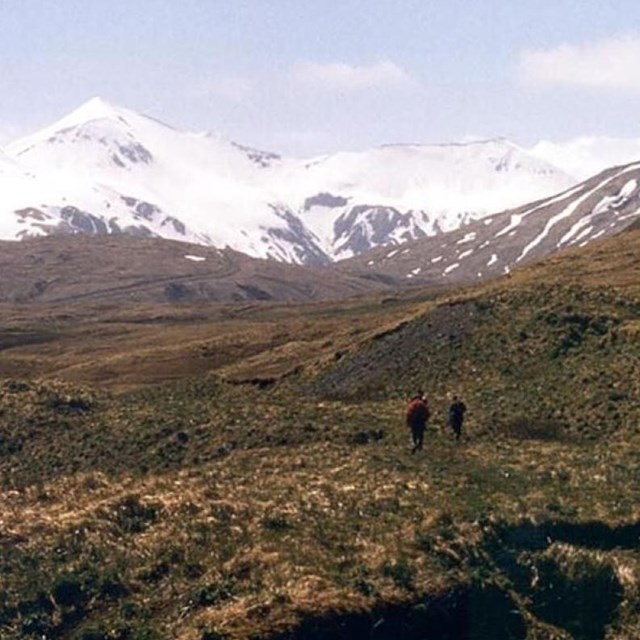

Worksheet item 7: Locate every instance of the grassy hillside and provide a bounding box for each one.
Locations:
[0,230,639,639]
[0,235,394,306]
[316,226,640,437]
[313,282,640,440]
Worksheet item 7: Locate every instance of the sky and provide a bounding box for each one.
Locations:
[2,0,640,156]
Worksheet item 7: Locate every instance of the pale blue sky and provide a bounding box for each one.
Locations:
[1,1,640,155]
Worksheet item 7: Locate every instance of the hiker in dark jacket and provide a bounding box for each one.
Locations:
[406,391,430,453]
[448,396,467,441]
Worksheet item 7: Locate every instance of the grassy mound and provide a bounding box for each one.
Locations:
[312,282,640,442]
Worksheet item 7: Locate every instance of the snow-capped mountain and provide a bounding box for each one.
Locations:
[4,98,328,264]
[341,160,640,285]
[295,139,575,259]
[0,98,577,264]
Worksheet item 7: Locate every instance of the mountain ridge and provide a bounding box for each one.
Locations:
[340,159,640,286]
[3,157,640,307]
[0,234,398,306]
[0,97,576,264]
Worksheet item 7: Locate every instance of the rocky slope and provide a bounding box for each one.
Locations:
[341,160,640,286]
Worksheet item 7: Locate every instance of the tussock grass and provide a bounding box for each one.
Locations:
[1,230,640,638]
[1,379,638,638]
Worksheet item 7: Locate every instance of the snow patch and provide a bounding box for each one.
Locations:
[516,166,640,263]
[593,179,637,215]
[185,254,206,262]
[496,213,524,237]
[456,232,476,244]
[559,178,638,247]
[443,263,459,275]
[496,184,585,239]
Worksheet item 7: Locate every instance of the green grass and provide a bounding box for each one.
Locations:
[1,375,638,638]
[1,230,640,638]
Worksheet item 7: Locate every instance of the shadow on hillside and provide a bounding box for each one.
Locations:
[484,519,635,640]
[272,519,637,640]
[0,330,55,351]
[493,519,640,552]
[271,584,525,640]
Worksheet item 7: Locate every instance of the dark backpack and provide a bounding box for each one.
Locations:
[449,401,466,423]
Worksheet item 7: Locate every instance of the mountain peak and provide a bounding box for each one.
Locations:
[0,98,581,265]
[53,96,129,131]
[5,97,176,158]
[74,95,118,115]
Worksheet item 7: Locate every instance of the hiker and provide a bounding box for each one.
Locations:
[448,395,467,441]
[406,391,430,454]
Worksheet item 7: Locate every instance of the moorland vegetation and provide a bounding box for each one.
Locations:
[0,229,639,639]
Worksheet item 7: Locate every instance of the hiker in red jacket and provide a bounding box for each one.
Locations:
[406,391,430,454]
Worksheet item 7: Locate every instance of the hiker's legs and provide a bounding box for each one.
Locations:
[411,424,424,452]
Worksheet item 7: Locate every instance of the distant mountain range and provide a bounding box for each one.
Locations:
[3,96,640,305]
[0,97,576,264]
[2,158,639,307]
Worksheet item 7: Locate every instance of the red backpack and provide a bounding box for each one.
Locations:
[406,397,429,425]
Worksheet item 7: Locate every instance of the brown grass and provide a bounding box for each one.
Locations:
[1,230,640,638]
